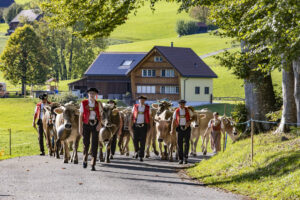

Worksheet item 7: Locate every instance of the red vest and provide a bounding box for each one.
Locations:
[82,99,100,124]
[34,101,51,120]
[132,104,150,124]
[175,107,190,126]
[211,120,221,131]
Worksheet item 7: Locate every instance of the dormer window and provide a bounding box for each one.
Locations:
[154,56,163,62]
[122,60,133,66]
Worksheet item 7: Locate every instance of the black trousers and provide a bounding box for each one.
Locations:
[111,132,117,155]
[133,124,147,158]
[83,122,99,165]
[37,119,45,153]
[176,126,191,161]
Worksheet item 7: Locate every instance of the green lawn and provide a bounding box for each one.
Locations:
[187,133,300,200]
[110,2,192,41]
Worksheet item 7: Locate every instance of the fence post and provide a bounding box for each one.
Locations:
[9,128,11,156]
[251,114,254,163]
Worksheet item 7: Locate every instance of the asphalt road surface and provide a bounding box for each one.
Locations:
[0,153,247,200]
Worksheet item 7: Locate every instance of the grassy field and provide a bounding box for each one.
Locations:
[187,133,300,200]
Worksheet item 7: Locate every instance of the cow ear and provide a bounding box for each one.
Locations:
[151,104,158,109]
[54,107,64,114]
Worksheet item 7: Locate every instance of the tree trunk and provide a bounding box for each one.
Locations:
[244,74,276,132]
[276,62,297,133]
[293,57,300,127]
[241,41,276,132]
[68,35,74,79]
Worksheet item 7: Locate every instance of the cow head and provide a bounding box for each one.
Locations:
[54,104,79,130]
[221,116,239,140]
[154,101,172,116]
[191,113,206,128]
[102,104,118,128]
[156,120,172,142]
[43,103,61,127]
[121,108,132,130]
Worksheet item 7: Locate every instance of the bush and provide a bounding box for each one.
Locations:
[231,103,248,133]
[48,92,79,105]
[176,20,199,36]
[207,23,218,31]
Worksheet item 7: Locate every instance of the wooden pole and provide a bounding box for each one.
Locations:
[9,128,11,156]
[251,113,254,163]
[224,104,226,116]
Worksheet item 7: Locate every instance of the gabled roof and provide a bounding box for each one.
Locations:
[10,9,41,23]
[0,0,14,8]
[129,46,218,78]
[84,52,147,76]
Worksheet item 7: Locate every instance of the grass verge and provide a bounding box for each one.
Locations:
[187,133,300,200]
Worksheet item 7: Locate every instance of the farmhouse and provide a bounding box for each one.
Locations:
[68,52,146,99]
[69,45,217,105]
[8,9,42,33]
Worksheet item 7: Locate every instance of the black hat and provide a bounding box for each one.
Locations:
[87,87,98,94]
[108,99,116,105]
[178,99,186,104]
[213,112,219,116]
[39,93,48,100]
[138,95,147,100]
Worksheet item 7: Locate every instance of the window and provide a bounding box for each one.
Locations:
[122,60,133,66]
[161,69,175,77]
[137,85,155,94]
[154,56,163,62]
[160,86,179,94]
[205,87,209,94]
[195,87,200,94]
[142,69,156,77]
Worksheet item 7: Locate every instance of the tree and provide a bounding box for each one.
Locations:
[0,25,49,96]
[189,6,210,23]
[3,3,23,24]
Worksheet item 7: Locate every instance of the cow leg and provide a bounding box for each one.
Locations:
[53,132,57,158]
[55,139,60,159]
[118,134,124,155]
[163,144,168,160]
[63,141,69,163]
[190,139,194,156]
[60,143,64,155]
[169,143,173,162]
[69,141,73,151]
[158,142,165,160]
[46,130,52,156]
[105,142,111,163]
[99,142,104,162]
[152,130,159,156]
[145,132,151,158]
[124,135,130,156]
[193,136,200,157]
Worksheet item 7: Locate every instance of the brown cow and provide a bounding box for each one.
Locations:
[42,102,61,156]
[190,109,213,156]
[99,104,120,163]
[54,103,81,164]
[118,108,132,156]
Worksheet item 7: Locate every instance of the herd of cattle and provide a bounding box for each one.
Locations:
[41,101,239,164]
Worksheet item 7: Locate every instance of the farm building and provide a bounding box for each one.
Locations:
[68,52,146,99]
[69,45,217,105]
[196,22,208,33]
[8,9,42,33]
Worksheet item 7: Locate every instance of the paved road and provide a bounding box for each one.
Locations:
[199,48,233,59]
[0,153,247,200]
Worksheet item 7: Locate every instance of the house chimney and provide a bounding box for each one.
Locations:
[171,42,173,47]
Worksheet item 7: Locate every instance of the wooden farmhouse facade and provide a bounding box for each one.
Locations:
[69,45,217,105]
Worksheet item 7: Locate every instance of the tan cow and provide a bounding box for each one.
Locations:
[155,109,177,161]
[99,104,120,163]
[118,108,132,156]
[42,102,61,157]
[190,109,213,156]
[202,115,239,154]
[54,103,81,164]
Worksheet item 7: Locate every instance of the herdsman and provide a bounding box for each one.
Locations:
[79,88,103,171]
[32,93,51,156]
[208,112,223,154]
[107,99,123,159]
[131,95,151,162]
[171,100,193,164]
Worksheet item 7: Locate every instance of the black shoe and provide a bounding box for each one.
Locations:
[139,157,143,162]
[134,153,138,159]
[178,160,183,165]
[110,154,114,159]
[184,159,188,164]
[40,152,45,156]
[91,165,96,171]
[83,162,87,168]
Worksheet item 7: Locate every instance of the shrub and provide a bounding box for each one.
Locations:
[48,92,79,105]
[176,20,199,36]
[231,103,248,133]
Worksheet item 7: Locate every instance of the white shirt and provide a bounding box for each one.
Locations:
[132,104,151,124]
[208,118,224,129]
[34,103,48,120]
[80,99,97,120]
[172,108,193,126]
